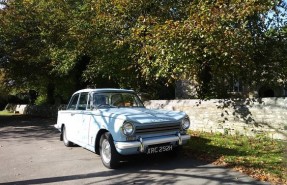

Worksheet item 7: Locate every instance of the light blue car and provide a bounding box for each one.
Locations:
[55,88,190,168]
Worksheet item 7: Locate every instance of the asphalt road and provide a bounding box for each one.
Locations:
[0,115,269,185]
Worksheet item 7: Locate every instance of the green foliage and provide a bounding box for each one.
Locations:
[0,0,286,102]
[0,70,9,109]
[34,94,47,106]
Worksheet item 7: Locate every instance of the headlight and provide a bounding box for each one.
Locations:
[122,121,135,136]
[181,116,190,130]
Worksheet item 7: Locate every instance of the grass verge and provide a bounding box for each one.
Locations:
[184,131,286,185]
[0,110,14,116]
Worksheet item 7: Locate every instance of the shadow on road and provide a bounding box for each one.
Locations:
[0,115,55,127]
[0,115,58,140]
[0,155,266,185]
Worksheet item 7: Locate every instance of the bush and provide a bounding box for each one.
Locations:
[35,94,48,105]
[0,95,8,110]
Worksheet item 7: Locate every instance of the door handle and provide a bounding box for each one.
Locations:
[71,113,75,116]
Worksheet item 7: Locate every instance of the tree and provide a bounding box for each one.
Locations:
[0,1,84,103]
[248,1,287,90]
[130,0,285,98]
[0,0,286,102]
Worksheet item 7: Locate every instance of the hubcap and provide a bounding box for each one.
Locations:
[101,139,111,164]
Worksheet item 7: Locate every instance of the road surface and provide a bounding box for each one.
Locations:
[0,115,269,185]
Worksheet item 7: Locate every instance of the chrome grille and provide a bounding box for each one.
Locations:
[135,122,180,134]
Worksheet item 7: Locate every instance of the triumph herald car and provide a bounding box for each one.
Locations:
[55,88,190,168]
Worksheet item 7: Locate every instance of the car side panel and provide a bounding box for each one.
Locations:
[88,113,125,147]
[57,110,78,143]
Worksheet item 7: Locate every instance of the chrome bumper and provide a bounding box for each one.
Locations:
[114,134,190,151]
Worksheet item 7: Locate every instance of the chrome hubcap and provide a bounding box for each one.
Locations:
[101,139,111,164]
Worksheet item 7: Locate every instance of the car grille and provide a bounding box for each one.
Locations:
[135,122,180,135]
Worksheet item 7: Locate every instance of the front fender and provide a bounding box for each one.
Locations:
[90,114,126,144]
[93,117,126,154]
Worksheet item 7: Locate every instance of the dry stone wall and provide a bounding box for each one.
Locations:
[144,98,287,140]
[6,98,287,140]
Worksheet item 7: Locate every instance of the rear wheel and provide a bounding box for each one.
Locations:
[63,126,73,147]
[99,132,120,169]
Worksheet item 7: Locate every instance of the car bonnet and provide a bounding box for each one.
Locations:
[99,107,186,124]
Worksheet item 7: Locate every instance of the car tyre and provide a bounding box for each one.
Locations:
[100,132,120,169]
[63,126,73,147]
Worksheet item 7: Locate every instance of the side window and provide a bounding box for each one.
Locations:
[67,94,80,110]
[77,93,88,110]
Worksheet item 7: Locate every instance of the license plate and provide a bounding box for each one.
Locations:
[146,145,173,154]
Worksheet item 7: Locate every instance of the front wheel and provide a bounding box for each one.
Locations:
[99,132,120,169]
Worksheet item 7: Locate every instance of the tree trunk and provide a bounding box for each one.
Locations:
[46,83,55,105]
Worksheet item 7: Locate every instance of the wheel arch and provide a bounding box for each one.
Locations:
[60,124,65,141]
[95,129,109,154]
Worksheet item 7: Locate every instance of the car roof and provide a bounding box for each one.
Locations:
[73,88,135,95]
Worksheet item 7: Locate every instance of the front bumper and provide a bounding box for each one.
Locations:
[114,134,190,155]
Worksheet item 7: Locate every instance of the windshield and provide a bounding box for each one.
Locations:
[92,92,144,108]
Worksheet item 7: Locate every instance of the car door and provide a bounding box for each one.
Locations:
[76,92,91,146]
[65,92,90,145]
[65,93,80,143]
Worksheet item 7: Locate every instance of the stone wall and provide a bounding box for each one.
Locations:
[5,98,287,140]
[144,98,287,140]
